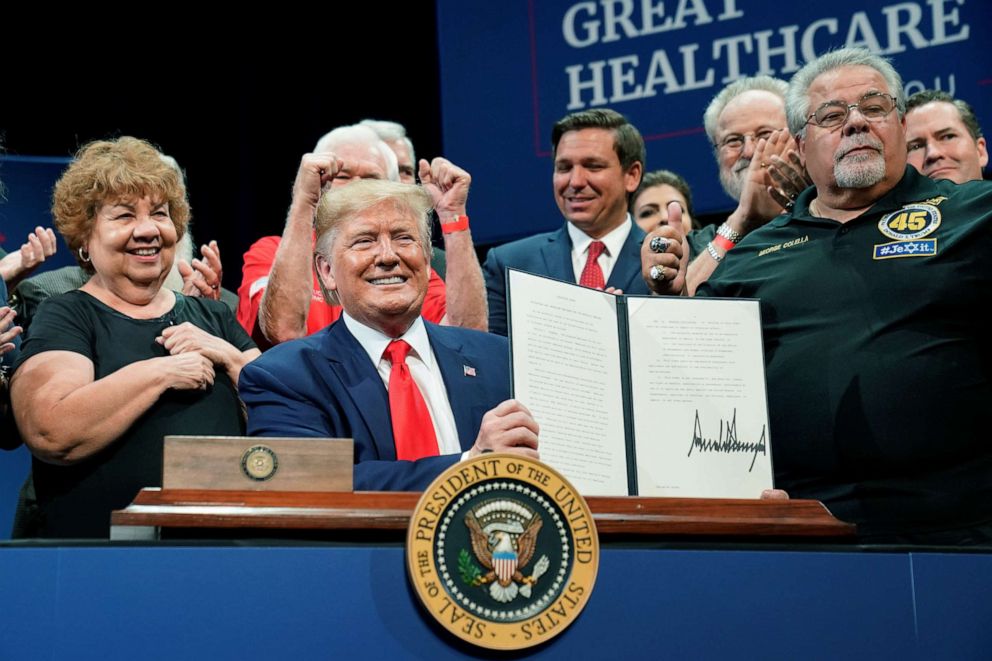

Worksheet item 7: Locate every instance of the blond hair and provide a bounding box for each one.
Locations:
[313,179,434,304]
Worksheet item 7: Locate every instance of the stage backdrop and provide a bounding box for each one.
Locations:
[436,0,990,244]
[0,156,75,538]
[0,156,74,268]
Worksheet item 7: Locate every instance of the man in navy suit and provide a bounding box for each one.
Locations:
[483,109,658,336]
[240,178,539,491]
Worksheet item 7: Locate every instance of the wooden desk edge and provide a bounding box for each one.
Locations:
[111,489,855,538]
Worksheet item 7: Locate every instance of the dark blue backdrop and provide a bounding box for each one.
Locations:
[0,156,74,268]
[0,157,72,539]
[436,0,990,244]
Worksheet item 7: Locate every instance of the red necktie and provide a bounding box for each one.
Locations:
[579,240,607,289]
[383,340,440,461]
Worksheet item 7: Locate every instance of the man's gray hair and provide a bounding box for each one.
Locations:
[703,76,789,147]
[786,47,905,138]
[158,152,195,292]
[360,119,417,165]
[313,125,400,182]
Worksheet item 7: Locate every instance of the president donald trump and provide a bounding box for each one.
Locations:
[240,178,539,490]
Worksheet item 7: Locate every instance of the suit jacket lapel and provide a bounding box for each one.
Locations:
[606,222,646,291]
[427,324,485,451]
[538,224,575,283]
[322,321,398,461]
[536,222,644,290]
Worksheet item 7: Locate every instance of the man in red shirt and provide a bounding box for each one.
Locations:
[238,125,483,346]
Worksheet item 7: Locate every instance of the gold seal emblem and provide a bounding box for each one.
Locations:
[241,445,278,481]
[878,203,941,241]
[407,454,598,651]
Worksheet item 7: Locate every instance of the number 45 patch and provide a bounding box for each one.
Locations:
[878,203,941,241]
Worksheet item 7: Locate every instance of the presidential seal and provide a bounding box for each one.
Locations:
[407,454,598,651]
[241,445,278,481]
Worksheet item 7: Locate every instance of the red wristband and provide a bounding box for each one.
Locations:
[440,214,469,234]
[713,234,736,251]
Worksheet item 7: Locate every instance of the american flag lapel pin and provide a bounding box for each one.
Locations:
[463,365,477,377]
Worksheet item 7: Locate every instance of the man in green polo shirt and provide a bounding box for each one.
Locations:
[646,48,992,544]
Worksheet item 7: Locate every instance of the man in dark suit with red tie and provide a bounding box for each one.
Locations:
[239,177,539,491]
[482,108,652,336]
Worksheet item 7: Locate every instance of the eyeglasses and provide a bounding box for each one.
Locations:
[714,129,778,153]
[806,92,898,129]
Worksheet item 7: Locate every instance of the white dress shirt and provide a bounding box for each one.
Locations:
[343,313,462,456]
[567,214,633,285]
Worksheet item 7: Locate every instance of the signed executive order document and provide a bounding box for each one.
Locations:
[507,269,773,498]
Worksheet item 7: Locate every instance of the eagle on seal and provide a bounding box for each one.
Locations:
[465,510,547,603]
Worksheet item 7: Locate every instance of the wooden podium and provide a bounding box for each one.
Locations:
[110,488,854,541]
